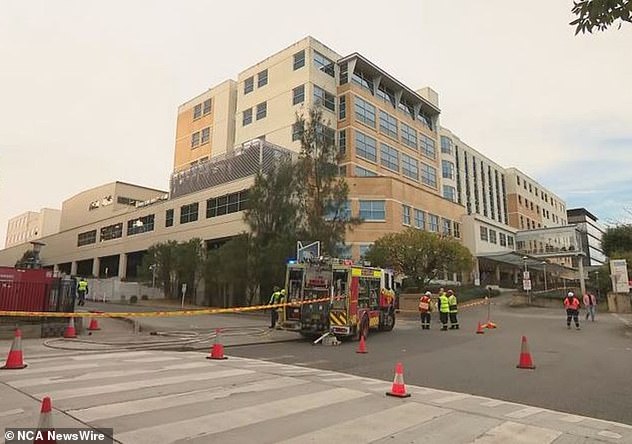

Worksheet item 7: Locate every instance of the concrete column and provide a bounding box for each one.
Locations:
[92,257,100,278]
[578,259,586,296]
[495,265,501,282]
[473,258,480,286]
[70,261,77,275]
[118,253,127,279]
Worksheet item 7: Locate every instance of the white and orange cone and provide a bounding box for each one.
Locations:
[35,396,55,443]
[386,362,411,398]
[63,318,77,339]
[1,328,27,370]
[207,328,228,360]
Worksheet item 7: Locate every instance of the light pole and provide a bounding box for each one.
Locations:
[149,264,157,298]
[595,270,600,300]
[542,261,548,291]
[522,256,530,304]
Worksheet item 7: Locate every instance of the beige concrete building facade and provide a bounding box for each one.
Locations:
[4,208,61,248]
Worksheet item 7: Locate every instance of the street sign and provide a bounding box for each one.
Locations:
[523,271,530,280]
[523,279,532,291]
[181,283,187,308]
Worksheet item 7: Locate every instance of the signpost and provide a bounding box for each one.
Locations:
[181,283,187,309]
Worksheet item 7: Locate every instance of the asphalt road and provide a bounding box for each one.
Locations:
[224,297,632,425]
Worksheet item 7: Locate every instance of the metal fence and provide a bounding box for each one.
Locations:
[170,140,294,199]
[0,277,75,313]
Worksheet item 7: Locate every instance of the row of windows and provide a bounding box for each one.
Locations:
[314,85,335,112]
[193,99,212,120]
[191,127,210,148]
[440,136,454,155]
[480,226,514,247]
[402,204,461,238]
[244,69,268,95]
[354,131,437,188]
[352,95,436,159]
[520,215,542,230]
[242,102,267,126]
[516,175,564,213]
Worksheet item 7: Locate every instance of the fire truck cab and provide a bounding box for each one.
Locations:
[281,258,397,339]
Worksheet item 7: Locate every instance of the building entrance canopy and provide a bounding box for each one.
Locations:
[477,251,578,279]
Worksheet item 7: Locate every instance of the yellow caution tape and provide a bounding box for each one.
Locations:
[0,296,338,318]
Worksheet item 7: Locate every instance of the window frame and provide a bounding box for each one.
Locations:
[256,102,267,120]
[380,143,399,172]
[379,110,398,139]
[420,163,437,188]
[180,202,199,224]
[244,76,254,95]
[242,108,253,126]
[354,95,376,128]
[400,122,417,149]
[257,69,268,87]
[355,131,377,163]
[292,85,305,105]
[359,200,386,221]
[401,152,419,180]
[314,85,335,112]
[293,50,305,70]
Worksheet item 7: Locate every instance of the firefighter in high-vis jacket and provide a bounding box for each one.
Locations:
[448,289,459,330]
[439,291,450,331]
[268,287,282,328]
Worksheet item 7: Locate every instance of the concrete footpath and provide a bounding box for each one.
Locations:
[1,349,630,443]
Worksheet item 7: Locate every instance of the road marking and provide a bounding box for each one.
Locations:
[261,354,295,361]
[293,359,329,366]
[472,421,562,443]
[0,408,24,417]
[68,376,308,422]
[35,368,253,400]
[115,388,370,443]
[123,356,181,363]
[71,351,151,361]
[505,407,544,419]
[320,375,360,382]
[481,400,508,407]
[433,393,472,404]
[2,363,99,376]
[598,430,623,439]
[559,414,584,423]
[7,362,210,388]
[278,403,449,443]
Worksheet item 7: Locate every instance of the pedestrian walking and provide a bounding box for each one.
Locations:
[583,292,597,322]
[447,289,459,330]
[564,291,581,330]
[76,278,88,306]
[438,291,450,331]
[268,287,281,329]
[418,291,432,330]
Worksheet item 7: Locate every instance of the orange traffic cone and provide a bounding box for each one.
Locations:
[476,321,485,334]
[207,328,227,360]
[63,318,77,339]
[1,328,27,370]
[356,334,368,353]
[87,318,101,331]
[516,336,536,370]
[386,362,411,398]
[36,396,55,443]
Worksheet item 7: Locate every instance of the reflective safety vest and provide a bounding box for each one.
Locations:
[418,295,431,312]
[439,295,450,313]
[448,294,458,313]
[269,291,281,305]
[77,281,88,292]
[564,297,580,310]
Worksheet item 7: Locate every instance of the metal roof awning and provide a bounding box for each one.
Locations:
[477,251,577,275]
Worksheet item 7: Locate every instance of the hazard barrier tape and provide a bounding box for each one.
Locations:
[0,296,341,318]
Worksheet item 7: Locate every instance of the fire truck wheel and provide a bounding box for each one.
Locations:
[380,311,395,331]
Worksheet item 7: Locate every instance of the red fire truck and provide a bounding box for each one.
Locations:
[281,258,397,339]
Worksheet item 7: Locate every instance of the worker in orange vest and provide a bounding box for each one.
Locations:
[418,291,432,330]
[563,291,581,330]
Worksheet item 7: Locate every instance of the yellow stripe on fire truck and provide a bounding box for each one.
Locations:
[329,311,347,326]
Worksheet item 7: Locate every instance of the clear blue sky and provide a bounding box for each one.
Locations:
[1,0,631,246]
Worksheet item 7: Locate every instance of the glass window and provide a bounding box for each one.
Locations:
[454,222,461,238]
[380,143,399,171]
[352,70,373,93]
[442,218,452,236]
[359,244,373,259]
[165,209,174,227]
[354,96,376,127]
[201,127,210,144]
[414,209,425,229]
[418,111,434,131]
[256,102,267,120]
[443,185,457,202]
[355,131,377,162]
[338,130,346,156]
[324,200,351,221]
[339,95,346,120]
[180,202,199,224]
[398,98,414,118]
[203,99,211,115]
[292,85,305,105]
[420,163,437,188]
[401,152,418,180]
[377,84,396,107]
[442,160,455,179]
[379,110,398,139]
[441,136,453,154]
[257,69,268,87]
[428,214,439,232]
[480,226,488,241]
[242,108,252,126]
[339,62,348,84]
[499,232,507,246]
[315,123,335,147]
[314,86,335,112]
[127,214,155,236]
[402,205,411,225]
[293,50,305,70]
[77,230,97,246]
[244,76,254,94]
[401,122,417,149]
[508,236,515,247]
[206,190,249,218]
[420,134,436,159]
[191,131,200,148]
[193,103,202,119]
[292,122,303,141]
[359,200,385,221]
[489,229,497,244]
[313,51,334,76]
[355,166,377,177]
[100,223,122,241]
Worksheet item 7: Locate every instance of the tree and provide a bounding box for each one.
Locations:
[363,228,473,289]
[601,224,632,257]
[174,238,205,304]
[140,241,179,298]
[571,0,631,34]
[295,107,360,256]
